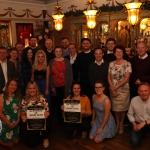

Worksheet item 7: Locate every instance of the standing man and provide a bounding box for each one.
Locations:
[22,36,41,62]
[89,48,109,96]
[130,41,150,98]
[61,37,69,57]
[15,42,24,62]
[0,46,18,93]
[44,38,55,64]
[127,82,150,145]
[76,38,95,100]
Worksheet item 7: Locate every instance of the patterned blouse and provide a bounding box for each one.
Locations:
[52,59,66,87]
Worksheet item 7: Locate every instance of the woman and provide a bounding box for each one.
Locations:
[22,48,34,88]
[89,81,116,143]
[108,45,132,134]
[31,50,50,109]
[21,81,50,148]
[49,46,73,124]
[61,81,92,138]
[9,47,23,94]
[65,42,78,80]
[0,78,20,147]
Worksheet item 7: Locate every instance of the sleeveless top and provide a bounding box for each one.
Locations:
[34,69,46,80]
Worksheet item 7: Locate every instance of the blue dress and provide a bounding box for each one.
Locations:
[89,95,116,139]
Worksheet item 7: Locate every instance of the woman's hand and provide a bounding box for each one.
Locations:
[52,88,56,93]
[44,111,50,118]
[61,105,64,111]
[81,110,86,115]
[11,120,19,128]
[111,91,117,97]
[21,115,27,122]
[96,128,103,135]
[110,86,117,92]
[91,120,94,126]
[45,89,49,95]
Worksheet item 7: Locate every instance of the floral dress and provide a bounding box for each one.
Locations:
[108,60,132,111]
[0,94,19,142]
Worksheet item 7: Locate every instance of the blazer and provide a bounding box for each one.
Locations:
[0,60,18,93]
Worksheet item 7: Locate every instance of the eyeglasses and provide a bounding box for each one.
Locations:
[95,86,103,89]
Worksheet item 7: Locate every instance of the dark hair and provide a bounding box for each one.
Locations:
[113,45,126,55]
[95,80,105,87]
[61,37,68,41]
[15,42,23,47]
[0,46,7,51]
[138,82,150,90]
[81,38,91,44]
[94,47,104,53]
[54,46,62,52]
[4,78,21,101]
[106,38,116,45]
[30,36,37,40]
[70,81,84,99]
[10,47,18,53]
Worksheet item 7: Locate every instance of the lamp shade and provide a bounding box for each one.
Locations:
[124,2,142,25]
[52,14,64,31]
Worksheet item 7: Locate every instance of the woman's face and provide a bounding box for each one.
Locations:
[114,48,124,59]
[54,48,62,58]
[73,84,81,96]
[37,52,45,63]
[95,83,104,95]
[27,84,37,97]
[8,80,17,93]
[68,44,76,56]
[27,49,33,59]
[10,50,18,60]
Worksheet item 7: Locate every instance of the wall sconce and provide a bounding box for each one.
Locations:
[140,23,147,30]
[124,2,142,26]
[83,0,98,29]
[52,0,64,31]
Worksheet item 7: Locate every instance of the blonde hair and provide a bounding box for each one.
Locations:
[33,50,47,70]
[25,81,41,104]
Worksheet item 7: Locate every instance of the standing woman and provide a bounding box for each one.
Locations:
[65,42,78,80]
[31,50,50,109]
[108,45,132,134]
[89,81,116,143]
[49,46,73,123]
[0,78,20,147]
[22,48,34,88]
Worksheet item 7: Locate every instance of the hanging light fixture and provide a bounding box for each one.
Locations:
[83,0,98,29]
[52,0,64,31]
[124,2,142,26]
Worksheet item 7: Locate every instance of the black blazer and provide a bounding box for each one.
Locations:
[0,60,18,93]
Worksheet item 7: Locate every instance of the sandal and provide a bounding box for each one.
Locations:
[43,139,49,148]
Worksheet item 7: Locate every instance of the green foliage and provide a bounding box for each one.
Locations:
[143,3,150,10]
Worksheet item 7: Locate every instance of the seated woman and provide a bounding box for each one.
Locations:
[89,81,116,143]
[61,81,92,138]
[0,78,20,147]
[21,81,50,148]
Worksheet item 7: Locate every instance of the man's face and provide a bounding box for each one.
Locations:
[94,49,104,61]
[138,85,150,101]
[30,38,37,48]
[0,49,8,61]
[136,42,148,58]
[106,41,116,51]
[45,39,53,50]
[82,40,91,51]
[16,44,24,54]
[61,39,69,49]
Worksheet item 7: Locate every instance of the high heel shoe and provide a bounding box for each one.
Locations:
[119,129,124,134]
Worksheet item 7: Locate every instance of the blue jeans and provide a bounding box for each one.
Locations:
[129,122,150,145]
[35,79,50,110]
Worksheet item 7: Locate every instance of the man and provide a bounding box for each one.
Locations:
[103,38,130,62]
[0,46,18,93]
[15,42,24,62]
[61,37,69,57]
[44,39,55,64]
[76,38,95,100]
[22,36,41,62]
[130,41,150,98]
[89,48,109,95]
[127,82,150,145]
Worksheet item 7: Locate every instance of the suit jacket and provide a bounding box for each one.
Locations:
[0,60,18,93]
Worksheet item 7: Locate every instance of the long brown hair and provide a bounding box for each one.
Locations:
[4,78,21,101]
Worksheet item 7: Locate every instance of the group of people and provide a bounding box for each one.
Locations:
[0,35,150,148]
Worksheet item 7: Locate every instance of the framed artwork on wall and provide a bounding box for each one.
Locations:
[16,23,33,45]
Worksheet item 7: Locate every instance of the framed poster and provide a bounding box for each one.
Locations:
[16,23,33,45]
[64,99,81,123]
[26,105,46,130]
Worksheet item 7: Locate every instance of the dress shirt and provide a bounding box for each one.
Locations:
[138,53,148,59]
[70,54,77,65]
[127,96,150,122]
[94,59,104,66]
[107,50,114,54]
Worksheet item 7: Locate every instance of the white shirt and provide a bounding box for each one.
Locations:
[127,96,150,122]
[138,53,148,59]
[107,50,113,54]
[94,59,104,66]
[0,60,7,90]
[70,54,77,65]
